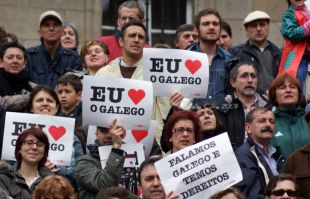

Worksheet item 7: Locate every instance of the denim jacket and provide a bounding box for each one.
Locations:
[26,44,81,88]
[187,43,231,106]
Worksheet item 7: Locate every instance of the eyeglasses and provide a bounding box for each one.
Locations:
[23,140,45,148]
[271,189,297,197]
[173,127,195,134]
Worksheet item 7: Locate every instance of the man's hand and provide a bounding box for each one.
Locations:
[109,118,126,149]
[166,191,179,199]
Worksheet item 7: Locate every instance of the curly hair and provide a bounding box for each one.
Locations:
[32,175,77,199]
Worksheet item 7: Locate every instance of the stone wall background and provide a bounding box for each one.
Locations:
[0,0,287,48]
[0,0,102,48]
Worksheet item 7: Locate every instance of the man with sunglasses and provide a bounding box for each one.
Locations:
[234,107,285,199]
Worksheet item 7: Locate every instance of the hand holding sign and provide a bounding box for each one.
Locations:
[169,91,184,109]
[109,119,126,149]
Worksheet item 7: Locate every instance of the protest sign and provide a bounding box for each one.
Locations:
[87,120,157,157]
[98,143,145,168]
[99,143,145,195]
[155,133,242,199]
[83,76,153,130]
[2,112,75,166]
[143,48,209,98]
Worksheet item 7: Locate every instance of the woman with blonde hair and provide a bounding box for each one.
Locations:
[32,175,77,199]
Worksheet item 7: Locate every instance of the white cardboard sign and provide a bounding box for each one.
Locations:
[143,48,209,98]
[83,76,153,130]
[2,112,75,166]
[155,133,242,199]
[98,143,145,168]
[87,120,157,158]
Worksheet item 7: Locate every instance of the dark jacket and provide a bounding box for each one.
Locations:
[230,40,281,93]
[285,143,310,199]
[0,163,51,199]
[76,141,125,199]
[187,43,231,106]
[26,44,81,88]
[235,139,285,199]
[219,93,269,150]
[0,68,32,97]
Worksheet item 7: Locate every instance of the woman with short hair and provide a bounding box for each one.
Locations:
[268,74,310,158]
[265,173,298,199]
[0,128,51,199]
[163,110,200,153]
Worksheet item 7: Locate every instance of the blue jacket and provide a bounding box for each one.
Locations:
[235,139,285,199]
[26,44,82,88]
[187,43,231,106]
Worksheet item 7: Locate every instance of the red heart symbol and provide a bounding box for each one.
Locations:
[48,126,66,141]
[185,59,202,75]
[131,130,148,142]
[128,89,145,105]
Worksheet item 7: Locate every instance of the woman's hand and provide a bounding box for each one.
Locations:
[109,119,126,149]
[169,91,184,110]
[44,160,60,173]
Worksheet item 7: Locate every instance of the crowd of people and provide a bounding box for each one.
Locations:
[0,0,309,199]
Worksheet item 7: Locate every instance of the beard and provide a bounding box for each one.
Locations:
[199,34,219,45]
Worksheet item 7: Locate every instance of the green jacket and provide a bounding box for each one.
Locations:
[76,146,125,199]
[0,162,51,199]
[271,107,310,159]
[281,6,306,41]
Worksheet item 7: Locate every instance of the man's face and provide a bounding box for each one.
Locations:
[176,29,198,49]
[219,29,233,50]
[246,110,275,145]
[39,17,62,43]
[140,164,165,199]
[117,7,140,28]
[230,65,258,98]
[245,19,269,45]
[120,25,145,59]
[96,128,112,146]
[198,14,220,44]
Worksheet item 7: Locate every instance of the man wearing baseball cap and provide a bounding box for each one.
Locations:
[26,10,81,88]
[231,10,281,94]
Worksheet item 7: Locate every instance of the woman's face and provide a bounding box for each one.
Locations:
[171,119,195,152]
[269,180,297,199]
[196,108,217,132]
[19,135,45,165]
[61,26,77,49]
[0,47,26,74]
[31,90,59,116]
[84,44,108,75]
[275,80,299,108]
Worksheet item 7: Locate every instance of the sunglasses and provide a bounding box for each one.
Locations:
[271,189,296,197]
